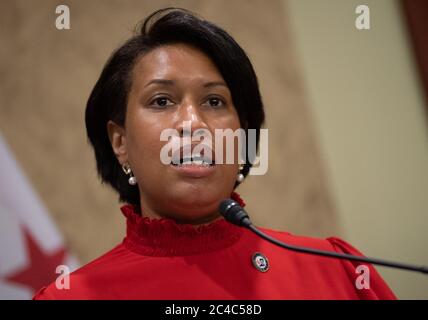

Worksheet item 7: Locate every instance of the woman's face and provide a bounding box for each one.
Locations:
[108,43,241,224]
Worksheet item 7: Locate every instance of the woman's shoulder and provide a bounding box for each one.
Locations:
[250,226,376,271]
[252,227,397,299]
[254,225,374,254]
[33,242,131,300]
[254,226,340,251]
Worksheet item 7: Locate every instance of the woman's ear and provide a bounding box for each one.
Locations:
[107,120,128,164]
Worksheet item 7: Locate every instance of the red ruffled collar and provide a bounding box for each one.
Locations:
[120,192,246,256]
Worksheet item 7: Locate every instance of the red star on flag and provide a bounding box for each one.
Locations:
[5,228,66,293]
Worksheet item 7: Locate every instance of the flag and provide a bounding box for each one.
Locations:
[0,134,79,299]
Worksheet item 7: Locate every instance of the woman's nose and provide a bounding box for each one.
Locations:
[175,100,209,136]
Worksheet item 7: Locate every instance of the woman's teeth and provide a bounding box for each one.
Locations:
[171,156,214,166]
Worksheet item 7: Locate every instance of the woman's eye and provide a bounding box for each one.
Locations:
[149,97,174,108]
[205,97,226,108]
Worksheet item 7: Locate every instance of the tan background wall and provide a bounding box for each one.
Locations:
[286,0,428,299]
[0,0,426,298]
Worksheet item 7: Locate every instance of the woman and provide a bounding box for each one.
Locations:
[34,8,396,300]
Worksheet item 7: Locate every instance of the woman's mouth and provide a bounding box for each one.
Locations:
[171,155,215,166]
[170,156,216,178]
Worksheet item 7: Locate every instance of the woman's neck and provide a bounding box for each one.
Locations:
[137,197,224,226]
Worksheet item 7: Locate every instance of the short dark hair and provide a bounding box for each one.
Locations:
[85,7,265,205]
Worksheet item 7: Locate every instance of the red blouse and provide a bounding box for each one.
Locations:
[34,193,396,300]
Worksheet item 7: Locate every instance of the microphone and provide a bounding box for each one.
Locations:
[219,199,428,275]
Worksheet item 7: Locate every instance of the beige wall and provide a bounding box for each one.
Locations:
[286,0,428,299]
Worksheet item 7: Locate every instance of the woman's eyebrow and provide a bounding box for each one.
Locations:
[203,81,228,88]
[144,79,228,89]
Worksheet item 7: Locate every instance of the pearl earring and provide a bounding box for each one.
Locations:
[121,163,137,185]
[236,164,245,183]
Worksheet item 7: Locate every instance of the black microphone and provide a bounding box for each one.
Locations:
[219,199,428,275]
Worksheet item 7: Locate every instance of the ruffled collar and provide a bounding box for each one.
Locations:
[120,192,246,257]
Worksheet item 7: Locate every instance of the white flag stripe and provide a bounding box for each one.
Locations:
[0,204,27,274]
[0,135,63,252]
[0,133,79,299]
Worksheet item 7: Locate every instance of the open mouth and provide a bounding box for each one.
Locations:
[169,146,217,178]
[170,155,215,167]
[170,143,215,168]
